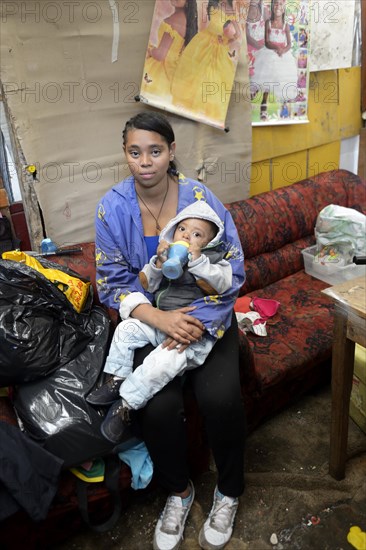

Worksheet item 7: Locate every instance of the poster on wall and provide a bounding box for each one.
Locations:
[308,0,355,72]
[139,0,247,131]
[248,0,310,126]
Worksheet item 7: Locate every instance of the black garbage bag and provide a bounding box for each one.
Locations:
[0,257,94,386]
[13,306,119,468]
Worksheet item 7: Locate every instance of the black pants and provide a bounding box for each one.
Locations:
[133,315,246,498]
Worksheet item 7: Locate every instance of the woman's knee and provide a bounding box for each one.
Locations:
[140,380,186,428]
[200,389,244,420]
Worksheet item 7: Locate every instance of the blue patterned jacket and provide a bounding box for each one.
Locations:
[95,174,245,338]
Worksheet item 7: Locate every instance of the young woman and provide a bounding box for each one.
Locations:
[140,0,198,101]
[94,111,246,550]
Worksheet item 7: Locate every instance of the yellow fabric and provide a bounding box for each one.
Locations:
[141,21,184,100]
[69,468,104,483]
[70,458,105,483]
[171,8,237,124]
[2,250,90,313]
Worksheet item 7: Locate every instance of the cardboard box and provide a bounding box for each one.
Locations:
[350,344,366,434]
[301,245,366,285]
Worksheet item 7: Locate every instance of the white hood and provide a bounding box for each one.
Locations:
[159,201,225,248]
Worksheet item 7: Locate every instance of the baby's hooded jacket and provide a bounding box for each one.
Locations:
[139,201,232,312]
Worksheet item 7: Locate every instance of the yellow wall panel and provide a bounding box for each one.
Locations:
[308,142,340,176]
[271,150,308,190]
[306,70,340,146]
[250,162,271,195]
[339,68,362,139]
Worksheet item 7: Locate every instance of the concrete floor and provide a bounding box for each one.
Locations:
[56,384,366,550]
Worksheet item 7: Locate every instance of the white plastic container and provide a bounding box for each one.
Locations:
[301,245,366,285]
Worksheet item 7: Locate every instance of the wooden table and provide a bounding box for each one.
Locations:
[322,276,366,480]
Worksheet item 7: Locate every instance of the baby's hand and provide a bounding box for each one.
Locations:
[188,243,202,262]
[156,240,169,267]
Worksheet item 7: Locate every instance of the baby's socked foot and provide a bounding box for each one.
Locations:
[86,376,123,406]
[100,399,131,444]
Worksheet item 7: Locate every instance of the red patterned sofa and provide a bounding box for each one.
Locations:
[228,169,365,428]
[19,168,366,429]
[1,169,365,546]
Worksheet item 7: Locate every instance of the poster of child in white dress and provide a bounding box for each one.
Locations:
[246,0,310,125]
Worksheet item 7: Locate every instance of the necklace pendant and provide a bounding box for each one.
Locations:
[156,223,161,232]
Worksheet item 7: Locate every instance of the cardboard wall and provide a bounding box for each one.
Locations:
[0,1,252,247]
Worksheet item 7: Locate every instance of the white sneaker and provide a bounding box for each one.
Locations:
[153,480,195,550]
[198,487,239,549]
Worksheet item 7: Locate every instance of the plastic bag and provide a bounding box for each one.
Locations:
[315,204,366,258]
[0,257,94,385]
[2,250,90,312]
[13,306,118,468]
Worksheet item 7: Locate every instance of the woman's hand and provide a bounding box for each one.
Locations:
[130,304,205,350]
[156,307,204,347]
[162,337,198,353]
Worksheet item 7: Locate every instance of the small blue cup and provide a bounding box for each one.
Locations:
[162,241,189,280]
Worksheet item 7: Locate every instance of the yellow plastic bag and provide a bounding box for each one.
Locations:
[2,250,90,313]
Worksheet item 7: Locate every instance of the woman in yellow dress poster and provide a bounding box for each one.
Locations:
[170,0,242,129]
[140,0,198,102]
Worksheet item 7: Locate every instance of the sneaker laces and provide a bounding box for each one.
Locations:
[160,495,188,535]
[209,495,238,534]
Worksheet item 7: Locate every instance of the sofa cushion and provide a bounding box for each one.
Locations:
[241,236,315,294]
[238,270,333,393]
[228,181,320,259]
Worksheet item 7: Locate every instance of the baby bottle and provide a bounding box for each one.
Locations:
[162,241,189,280]
[40,238,57,254]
